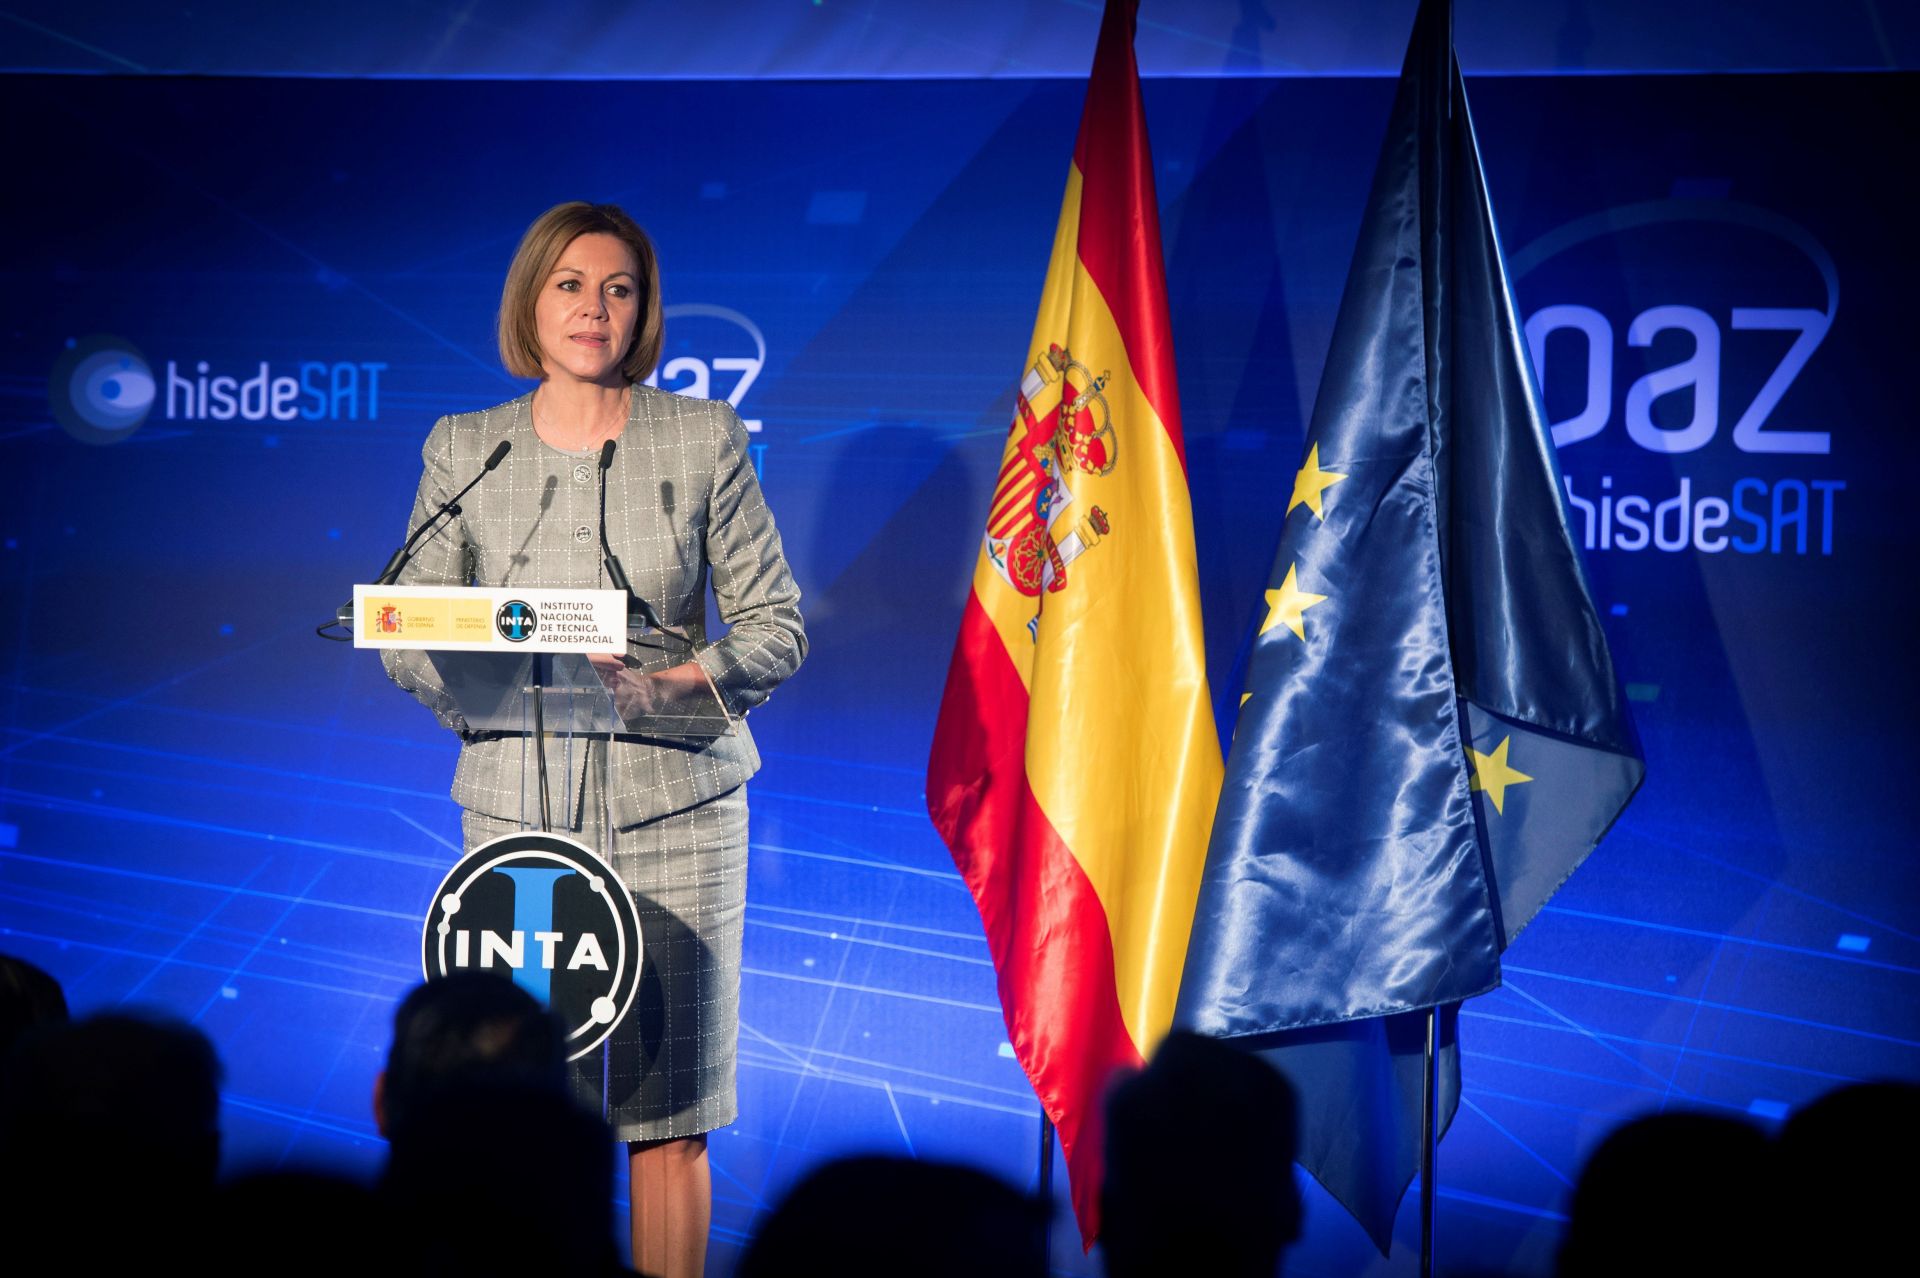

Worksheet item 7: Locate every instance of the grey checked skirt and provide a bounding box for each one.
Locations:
[461,762,747,1143]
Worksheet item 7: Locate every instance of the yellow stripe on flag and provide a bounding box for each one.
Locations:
[971,159,1222,1057]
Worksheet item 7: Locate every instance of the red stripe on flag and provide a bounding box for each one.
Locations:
[1069,0,1189,474]
[927,593,1143,1246]
[991,471,1041,508]
[988,478,1042,533]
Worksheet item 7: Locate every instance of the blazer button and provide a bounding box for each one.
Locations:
[572,463,594,485]
[573,525,593,543]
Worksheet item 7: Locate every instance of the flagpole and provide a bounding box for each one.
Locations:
[1037,1113,1056,1263]
[1419,1005,1439,1278]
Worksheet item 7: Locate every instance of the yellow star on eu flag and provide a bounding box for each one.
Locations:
[1287,444,1348,520]
[1468,735,1533,814]
[1260,564,1328,641]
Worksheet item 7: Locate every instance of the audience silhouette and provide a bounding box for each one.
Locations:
[208,1168,400,1277]
[1777,1080,1919,1273]
[736,1154,1049,1278]
[375,969,567,1138]
[382,1075,628,1275]
[1558,1110,1774,1276]
[1100,1029,1302,1278]
[0,1008,222,1270]
[373,973,627,1274]
[4,954,1909,1276]
[0,953,68,1058]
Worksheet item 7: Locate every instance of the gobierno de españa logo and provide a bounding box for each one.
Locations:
[50,335,154,445]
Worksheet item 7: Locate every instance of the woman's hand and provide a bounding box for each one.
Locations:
[586,652,628,680]
[587,655,713,727]
[587,652,655,722]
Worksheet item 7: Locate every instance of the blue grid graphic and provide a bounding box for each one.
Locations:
[2,68,1915,1276]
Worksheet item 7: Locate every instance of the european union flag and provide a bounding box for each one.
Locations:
[1175,0,1643,1252]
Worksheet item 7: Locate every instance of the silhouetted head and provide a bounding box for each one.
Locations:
[1778,1080,1920,1271]
[1100,1030,1302,1278]
[0,1011,222,1268]
[377,973,565,1137]
[381,1077,619,1275]
[738,1155,1049,1278]
[0,953,68,1059]
[1559,1110,1774,1277]
[1,1010,221,1175]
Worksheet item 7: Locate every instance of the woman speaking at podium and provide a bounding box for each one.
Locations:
[381,201,806,1278]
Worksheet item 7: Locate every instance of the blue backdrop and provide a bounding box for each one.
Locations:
[2,66,1916,1276]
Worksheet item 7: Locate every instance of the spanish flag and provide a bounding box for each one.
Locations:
[926,0,1221,1245]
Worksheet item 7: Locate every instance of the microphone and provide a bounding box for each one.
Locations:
[320,439,511,639]
[374,438,511,585]
[597,439,670,634]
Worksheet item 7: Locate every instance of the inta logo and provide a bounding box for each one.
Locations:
[495,600,537,642]
[422,832,643,1061]
[50,335,154,445]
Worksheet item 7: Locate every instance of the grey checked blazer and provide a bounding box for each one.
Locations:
[380,385,806,828]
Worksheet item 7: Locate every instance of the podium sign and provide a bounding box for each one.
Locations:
[421,830,644,1061]
[353,584,626,652]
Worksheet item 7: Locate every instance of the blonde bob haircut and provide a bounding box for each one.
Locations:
[498,202,663,383]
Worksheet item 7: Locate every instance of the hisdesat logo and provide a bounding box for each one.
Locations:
[50,336,155,445]
[49,333,387,444]
[161,357,386,423]
[422,832,643,1061]
[1514,201,1845,556]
